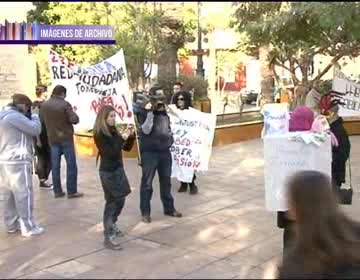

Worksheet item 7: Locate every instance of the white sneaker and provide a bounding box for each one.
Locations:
[21,226,45,237]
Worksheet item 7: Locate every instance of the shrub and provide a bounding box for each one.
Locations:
[178,74,208,101]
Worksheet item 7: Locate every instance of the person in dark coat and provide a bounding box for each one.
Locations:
[172,90,199,195]
[93,105,135,250]
[135,85,183,224]
[32,85,52,189]
[278,170,360,279]
[319,91,351,193]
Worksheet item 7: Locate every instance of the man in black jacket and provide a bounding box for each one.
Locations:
[136,85,182,223]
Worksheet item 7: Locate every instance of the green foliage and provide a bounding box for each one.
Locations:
[28,2,164,88]
[178,74,208,101]
[28,2,196,90]
[232,2,360,86]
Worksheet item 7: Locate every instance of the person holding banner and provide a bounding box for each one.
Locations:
[277,106,315,255]
[32,85,52,189]
[93,105,135,250]
[135,85,182,223]
[172,90,199,195]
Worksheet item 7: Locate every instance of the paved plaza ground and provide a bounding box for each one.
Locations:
[1,136,360,279]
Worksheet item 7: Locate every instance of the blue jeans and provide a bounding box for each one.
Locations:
[140,151,175,216]
[50,140,78,195]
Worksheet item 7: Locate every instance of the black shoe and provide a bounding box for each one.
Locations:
[39,181,53,189]
[142,215,151,223]
[104,235,122,251]
[164,210,183,218]
[178,183,188,193]
[189,183,199,195]
[54,192,66,198]
[67,192,84,199]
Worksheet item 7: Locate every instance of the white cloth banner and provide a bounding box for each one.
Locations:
[168,106,216,183]
[48,49,134,133]
[332,77,360,117]
[264,132,332,211]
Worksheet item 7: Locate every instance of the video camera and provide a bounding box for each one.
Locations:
[134,92,167,111]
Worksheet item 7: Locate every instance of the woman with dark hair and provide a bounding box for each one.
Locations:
[172,90,199,195]
[278,170,360,279]
[93,105,135,250]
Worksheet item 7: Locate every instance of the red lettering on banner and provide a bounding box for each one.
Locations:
[91,96,130,120]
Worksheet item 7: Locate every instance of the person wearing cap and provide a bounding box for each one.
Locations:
[0,94,45,237]
[40,85,83,199]
[32,85,52,189]
[135,85,183,223]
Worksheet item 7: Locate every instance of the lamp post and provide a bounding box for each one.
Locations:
[196,1,205,79]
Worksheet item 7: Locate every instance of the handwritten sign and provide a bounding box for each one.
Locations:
[49,49,134,132]
[261,103,289,138]
[264,132,331,211]
[332,77,360,117]
[168,106,216,183]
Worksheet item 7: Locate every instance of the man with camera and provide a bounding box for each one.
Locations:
[0,94,44,236]
[135,85,182,223]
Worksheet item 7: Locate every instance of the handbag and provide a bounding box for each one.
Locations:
[338,158,353,205]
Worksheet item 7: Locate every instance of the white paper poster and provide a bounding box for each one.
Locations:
[168,106,216,183]
[49,49,134,133]
[264,132,332,211]
[332,77,360,117]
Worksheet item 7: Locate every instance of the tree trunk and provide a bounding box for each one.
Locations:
[157,44,178,99]
[259,45,274,107]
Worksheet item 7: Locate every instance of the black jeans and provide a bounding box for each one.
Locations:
[35,146,51,181]
[100,167,131,237]
[140,151,175,216]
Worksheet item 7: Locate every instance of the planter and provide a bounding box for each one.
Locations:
[74,117,360,158]
[193,98,211,113]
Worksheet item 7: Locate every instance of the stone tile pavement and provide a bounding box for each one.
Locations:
[1,136,360,279]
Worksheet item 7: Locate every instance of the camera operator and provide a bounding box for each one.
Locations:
[135,85,182,223]
[0,94,44,237]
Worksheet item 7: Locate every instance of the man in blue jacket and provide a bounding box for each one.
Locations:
[135,85,182,223]
[0,94,44,237]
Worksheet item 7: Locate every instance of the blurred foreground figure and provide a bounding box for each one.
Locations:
[0,94,44,237]
[278,170,360,279]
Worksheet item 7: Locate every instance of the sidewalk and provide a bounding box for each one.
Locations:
[1,136,360,279]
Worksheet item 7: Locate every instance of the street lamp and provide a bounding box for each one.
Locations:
[196,1,205,79]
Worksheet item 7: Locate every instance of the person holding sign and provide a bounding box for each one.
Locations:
[172,90,199,195]
[93,105,135,250]
[135,85,182,224]
[32,85,52,189]
[277,106,315,255]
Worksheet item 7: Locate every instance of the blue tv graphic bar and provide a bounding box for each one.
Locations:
[0,22,115,45]
[0,40,116,45]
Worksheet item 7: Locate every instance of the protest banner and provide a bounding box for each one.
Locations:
[49,49,134,132]
[168,106,216,183]
[264,132,332,211]
[332,77,360,117]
